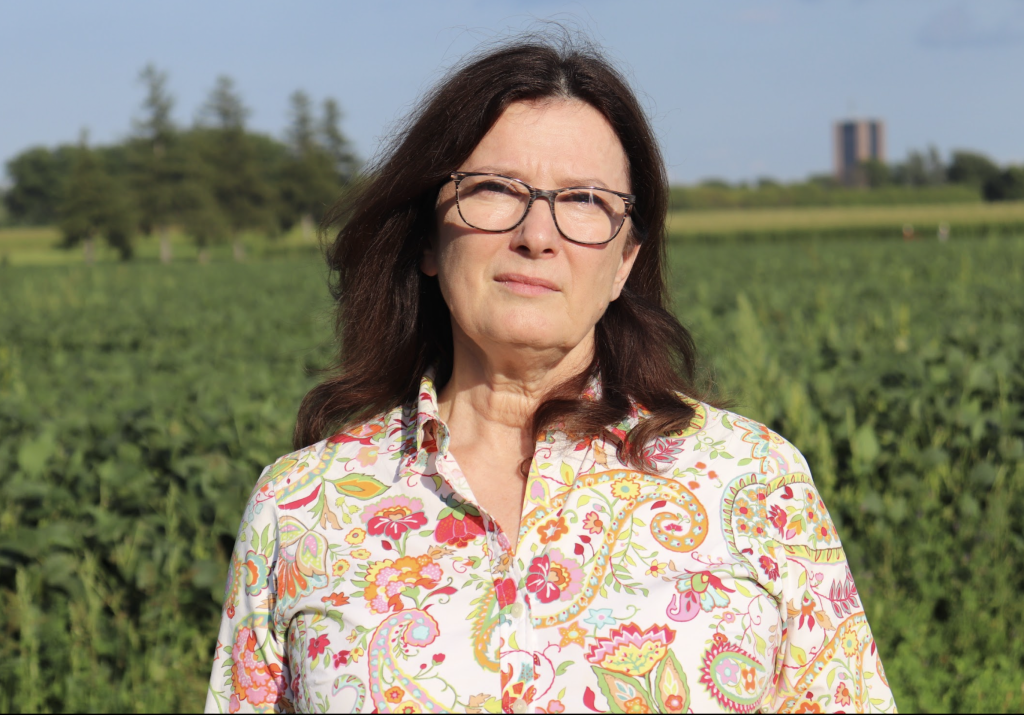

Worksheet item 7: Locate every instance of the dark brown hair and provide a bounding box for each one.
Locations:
[294,34,713,470]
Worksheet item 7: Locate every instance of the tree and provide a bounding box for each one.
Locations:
[199,75,248,131]
[177,178,228,263]
[3,146,74,224]
[893,146,946,187]
[135,64,175,144]
[320,98,359,184]
[983,167,1024,202]
[948,151,1000,187]
[861,159,891,188]
[59,133,135,262]
[197,76,275,260]
[279,90,339,238]
[130,64,212,263]
[286,90,317,156]
[924,146,946,185]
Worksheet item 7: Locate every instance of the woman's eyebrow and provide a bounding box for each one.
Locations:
[562,177,611,189]
[461,166,613,189]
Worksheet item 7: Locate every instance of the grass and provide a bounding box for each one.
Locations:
[667,200,1024,237]
[0,225,321,266]
[1,232,1022,712]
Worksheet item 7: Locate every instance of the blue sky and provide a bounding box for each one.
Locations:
[2,0,1022,184]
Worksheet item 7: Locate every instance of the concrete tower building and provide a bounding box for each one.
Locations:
[833,119,886,186]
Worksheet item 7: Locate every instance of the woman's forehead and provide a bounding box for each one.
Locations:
[462,99,630,190]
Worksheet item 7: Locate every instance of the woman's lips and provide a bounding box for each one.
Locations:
[493,273,560,296]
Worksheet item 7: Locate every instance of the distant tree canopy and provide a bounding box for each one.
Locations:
[4,79,1021,237]
[668,147,1021,211]
[59,133,135,261]
[983,167,1024,202]
[4,146,75,224]
[948,151,1001,187]
[1,65,359,260]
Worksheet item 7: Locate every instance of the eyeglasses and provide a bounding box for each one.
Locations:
[449,172,635,246]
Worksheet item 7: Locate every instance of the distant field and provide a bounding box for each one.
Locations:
[0,225,319,266]
[4,200,1024,266]
[667,200,1024,237]
[0,227,65,265]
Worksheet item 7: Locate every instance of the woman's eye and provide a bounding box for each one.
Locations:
[567,191,607,208]
[476,180,517,195]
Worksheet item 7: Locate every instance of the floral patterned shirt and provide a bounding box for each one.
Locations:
[207,372,896,714]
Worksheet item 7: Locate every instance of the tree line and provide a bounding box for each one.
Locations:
[6,72,1024,245]
[670,148,1024,211]
[2,65,358,261]
[861,147,1024,199]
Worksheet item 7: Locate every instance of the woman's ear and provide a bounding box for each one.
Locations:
[610,240,640,301]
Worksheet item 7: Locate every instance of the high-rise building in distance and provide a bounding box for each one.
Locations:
[833,119,886,186]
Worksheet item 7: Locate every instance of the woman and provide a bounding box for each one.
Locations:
[207,38,896,714]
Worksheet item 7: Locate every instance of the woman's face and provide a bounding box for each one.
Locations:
[426,99,639,364]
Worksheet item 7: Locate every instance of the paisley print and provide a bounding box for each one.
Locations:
[700,641,768,713]
[367,609,447,713]
[206,371,896,713]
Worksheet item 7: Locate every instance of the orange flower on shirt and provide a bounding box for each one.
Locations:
[741,665,756,692]
[539,516,569,544]
[321,592,350,607]
[583,511,604,534]
[363,555,443,614]
[558,623,587,648]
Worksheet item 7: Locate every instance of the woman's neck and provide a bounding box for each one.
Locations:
[437,327,595,447]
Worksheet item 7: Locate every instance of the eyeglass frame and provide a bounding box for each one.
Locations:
[449,171,636,246]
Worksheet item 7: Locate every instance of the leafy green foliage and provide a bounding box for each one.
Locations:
[195,77,277,243]
[1,67,358,260]
[672,235,1024,713]
[0,262,333,711]
[277,91,342,233]
[983,168,1024,202]
[948,151,1001,188]
[3,147,75,225]
[59,139,135,261]
[0,235,1022,712]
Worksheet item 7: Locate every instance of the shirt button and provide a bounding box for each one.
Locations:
[510,602,525,619]
[512,699,528,714]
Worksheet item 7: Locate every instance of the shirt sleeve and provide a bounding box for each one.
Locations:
[757,445,897,714]
[205,465,290,714]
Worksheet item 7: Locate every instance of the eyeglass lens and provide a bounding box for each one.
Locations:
[456,174,626,244]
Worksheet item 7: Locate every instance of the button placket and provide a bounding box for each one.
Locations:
[481,513,538,713]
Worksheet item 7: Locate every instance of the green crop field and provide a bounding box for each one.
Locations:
[0,225,320,267]
[1,233,1022,712]
[667,200,1024,239]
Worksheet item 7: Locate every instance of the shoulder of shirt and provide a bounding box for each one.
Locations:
[249,406,407,500]
[656,400,811,481]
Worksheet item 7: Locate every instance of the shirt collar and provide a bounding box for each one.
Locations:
[581,373,647,441]
[413,368,449,454]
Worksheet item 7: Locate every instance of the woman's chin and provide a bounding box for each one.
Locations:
[478,317,583,355]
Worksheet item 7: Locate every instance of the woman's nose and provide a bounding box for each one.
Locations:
[512,196,561,256]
